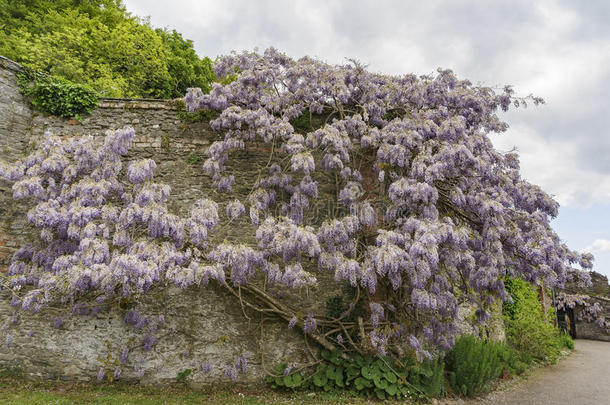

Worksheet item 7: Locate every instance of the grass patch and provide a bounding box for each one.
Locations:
[0,375,380,404]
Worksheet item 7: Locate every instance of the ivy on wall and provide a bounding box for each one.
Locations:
[17,68,98,118]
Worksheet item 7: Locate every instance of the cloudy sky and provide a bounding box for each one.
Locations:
[125,0,610,277]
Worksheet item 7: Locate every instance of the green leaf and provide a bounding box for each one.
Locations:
[420,361,434,378]
[377,359,390,373]
[384,371,397,384]
[375,388,386,400]
[313,373,328,387]
[346,366,360,379]
[330,350,342,365]
[325,364,336,379]
[373,376,388,389]
[283,374,294,387]
[385,384,398,396]
[361,366,374,379]
[292,373,302,386]
[334,368,344,387]
[320,349,331,361]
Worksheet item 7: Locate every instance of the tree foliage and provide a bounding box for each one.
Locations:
[0,48,595,381]
[0,0,213,98]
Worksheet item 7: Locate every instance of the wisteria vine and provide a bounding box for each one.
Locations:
[0,48,596,377]
[555,293,610,333]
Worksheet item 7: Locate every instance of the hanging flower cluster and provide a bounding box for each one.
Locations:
[0,127,216,313]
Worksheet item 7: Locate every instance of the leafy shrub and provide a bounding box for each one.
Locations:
[495,343,529,376]
[503,277,564,361]
[17,70,98,118]
[445,335,525,397]
[558,331,574,349]
[267,350,444,401]
[175,368,192,384]
[505,311,562,361]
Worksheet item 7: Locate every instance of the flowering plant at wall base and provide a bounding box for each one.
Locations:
[0,47,595,381]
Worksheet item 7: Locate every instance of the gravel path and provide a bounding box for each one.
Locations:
[468,339,610,405]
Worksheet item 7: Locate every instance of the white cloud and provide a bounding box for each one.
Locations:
[490,123,610,207]
[582,239,610,254]
[123,0,610,208]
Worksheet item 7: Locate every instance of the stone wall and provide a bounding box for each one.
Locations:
[575,296,610,342]
[562,271,610,341]
[0,56,325,385]
[0,56,33,267]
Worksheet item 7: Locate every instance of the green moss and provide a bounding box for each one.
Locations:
[186,153,202,165]
[161,133,170,149]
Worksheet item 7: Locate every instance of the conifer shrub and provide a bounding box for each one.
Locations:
[445,335,525,397]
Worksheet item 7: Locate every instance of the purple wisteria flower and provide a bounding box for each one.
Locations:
[200,362,212,375]
[224,365,238,381]
[143,335,157,351]
[53,317,64,329]
[304,313,317,334]
[226,199,246,220]
[127,159,156,184]
[234,354,248,374]
[120,347,129,364]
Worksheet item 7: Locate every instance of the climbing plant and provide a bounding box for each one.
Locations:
[17,69,99,118]
[0,48,594,382]
[555,293,610,333]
